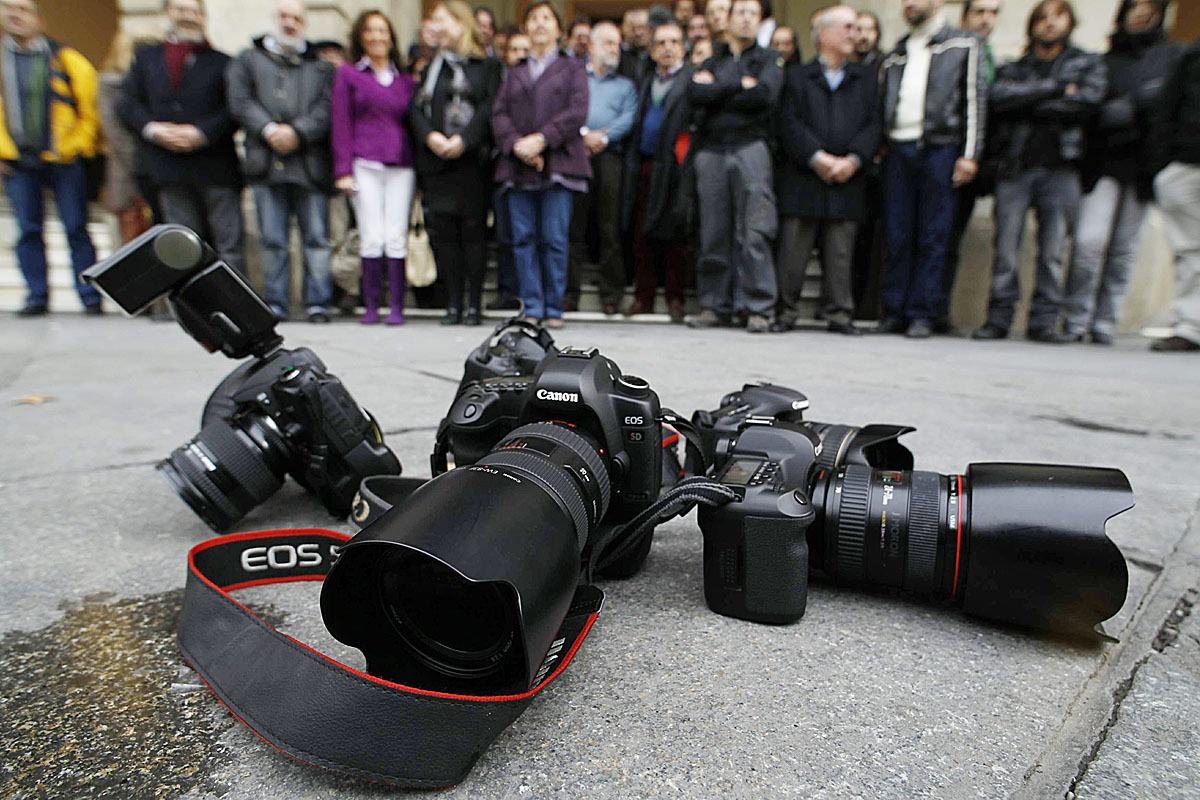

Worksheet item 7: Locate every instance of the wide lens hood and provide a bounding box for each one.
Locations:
[960,463,1133,637]
[322,467,581,694]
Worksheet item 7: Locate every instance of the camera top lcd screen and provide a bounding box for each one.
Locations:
[721,459,760,486]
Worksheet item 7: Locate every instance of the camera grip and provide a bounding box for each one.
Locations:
[701,511,810,624]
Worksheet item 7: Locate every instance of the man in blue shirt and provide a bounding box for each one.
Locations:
[565,20,637,314]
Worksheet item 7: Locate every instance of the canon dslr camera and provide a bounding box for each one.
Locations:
[83,225,400,531]
[695,389,1135,639]
[323,347,663,696]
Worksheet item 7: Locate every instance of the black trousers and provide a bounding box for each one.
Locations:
[567,151,625,307]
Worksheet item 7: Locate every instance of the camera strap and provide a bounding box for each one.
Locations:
[178,528,604,788]
[587,477,740,581]
[659,410,711,478]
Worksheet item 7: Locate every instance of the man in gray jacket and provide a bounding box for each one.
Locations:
[228,0,335,322]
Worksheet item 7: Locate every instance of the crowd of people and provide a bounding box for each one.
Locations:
[1,0,1198,351]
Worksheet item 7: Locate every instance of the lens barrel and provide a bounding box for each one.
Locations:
[323,422,611,695]
[813,462,1132,636]
[157,417,289,531]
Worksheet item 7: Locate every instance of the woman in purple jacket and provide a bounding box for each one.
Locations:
[491,0,590,327]
[331,10,416,325]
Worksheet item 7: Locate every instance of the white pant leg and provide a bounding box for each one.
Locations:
[382,167,416,259]
[353,159,386,258]
[1154,162,1200,344]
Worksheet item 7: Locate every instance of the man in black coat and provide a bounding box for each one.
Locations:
[772,5,879,334]
[117,0,243,273]
[621,20,692,321]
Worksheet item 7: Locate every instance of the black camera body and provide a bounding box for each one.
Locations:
[694,382,915,473]
[459,317,557,389]
[83,224,401,531]
[439,348,662,525]
[700,419,820,624]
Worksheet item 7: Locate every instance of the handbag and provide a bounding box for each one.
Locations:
[406,198,437,288]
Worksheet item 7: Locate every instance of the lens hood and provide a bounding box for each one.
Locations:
[959,463,1133,637]
[322,466,581,694]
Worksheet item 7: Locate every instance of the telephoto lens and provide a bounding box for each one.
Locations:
[810,462,1133,637]
[322,422,611,695]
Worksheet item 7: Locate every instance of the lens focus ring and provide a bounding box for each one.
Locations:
[905,471,940,594]
[834,464,871,583]
[481,448,591,550]
[500,422,611,512]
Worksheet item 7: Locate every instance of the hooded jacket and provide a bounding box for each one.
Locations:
[0,37,99,164]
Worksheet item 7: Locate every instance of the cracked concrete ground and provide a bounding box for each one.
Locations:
[1,314,1198,799]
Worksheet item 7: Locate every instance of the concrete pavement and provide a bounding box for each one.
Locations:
[1,313,1197,799]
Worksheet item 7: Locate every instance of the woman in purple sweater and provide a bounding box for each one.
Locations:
[331,10,416,325]
[491,1,590,327]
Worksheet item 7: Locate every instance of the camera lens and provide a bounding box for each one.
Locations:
[812,463,1132,636]
[379,552,518,679]
[157,417,288,531]
[323,421,611,694]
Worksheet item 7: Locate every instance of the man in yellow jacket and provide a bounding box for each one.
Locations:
[0,0,101,316]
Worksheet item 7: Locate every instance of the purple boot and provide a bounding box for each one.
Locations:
[386,258,406,325]
[360,257,383,324]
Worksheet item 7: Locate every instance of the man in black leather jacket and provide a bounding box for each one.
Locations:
[972,0,1105,344]
[876,0,987,339]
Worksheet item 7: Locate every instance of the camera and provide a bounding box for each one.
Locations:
[693,382,916,473]
[459,316,558,389]
[322,347,663,695]
[83,225,401,531]
[695,395,1134,638]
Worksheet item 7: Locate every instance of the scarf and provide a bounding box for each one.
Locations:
[164,33,211,91]
[1,35,50,154]
[418,49,475,138]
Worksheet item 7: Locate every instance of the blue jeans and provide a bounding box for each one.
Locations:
[507,187,573,319]
[2,159,99,307]
[252,183,332,312]
[880,143,958,323]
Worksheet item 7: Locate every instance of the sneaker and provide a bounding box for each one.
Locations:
[83,303,103,316]
[905,319,932,339]
[543,317,565,329]
[972,323,1008,340]
[17,303,48,317]
[1150,335,1200,352]
[873,317,906,334]
[1026,328,1071,344]
[306,307,331,324]
[667,298,685,323]
[686,309,723,329]
[746,314,770,334]
[485,296,522,311]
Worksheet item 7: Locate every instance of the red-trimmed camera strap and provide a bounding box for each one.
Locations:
[178,528,603,788]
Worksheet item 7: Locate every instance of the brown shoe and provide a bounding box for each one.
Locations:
[602,303,619,315]
[624,299,653,317]
[1150,335,1200,352]
[667,299,685,322]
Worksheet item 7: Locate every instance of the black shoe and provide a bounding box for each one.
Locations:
[17,303,48,317]
[440,310,462,326]
[769,319,793,333]
[828,320,863,336]
[905,319,932,339]
[746,314,771,333]
[464,309,482,326]
[562,298,579,313]
[83,303,103,316]
[485,296,522,311]
[873,317,906,334]
[931,319,954,335]
[1026,328,1071,344]
[1150,335,1200,352]
[1090,330,1114,346]
[972,323,1008,340]
[337,295,360,316]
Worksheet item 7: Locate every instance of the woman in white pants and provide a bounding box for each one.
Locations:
[331,10,416,324]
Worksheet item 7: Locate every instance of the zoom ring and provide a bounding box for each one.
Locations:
[500,422,611,512]
[810,424,855,474]
[480,448,591,550]
[906,470,941,594]
[835,464,871,583]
